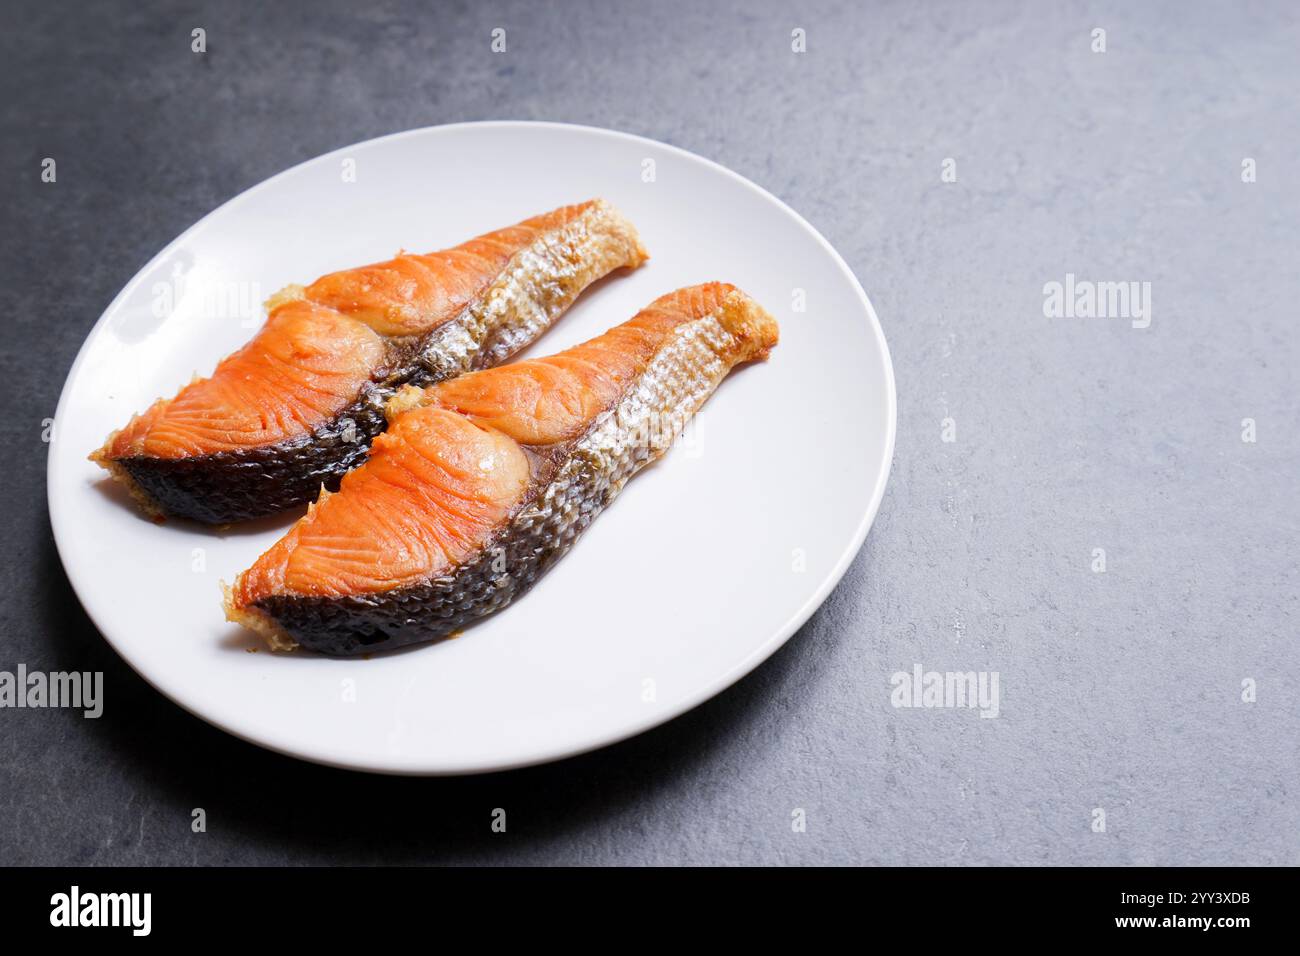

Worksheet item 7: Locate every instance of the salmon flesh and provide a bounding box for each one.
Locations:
[225,283,779,655]
[91,200,647,524]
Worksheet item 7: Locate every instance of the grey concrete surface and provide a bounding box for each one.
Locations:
[1,0,1296,865]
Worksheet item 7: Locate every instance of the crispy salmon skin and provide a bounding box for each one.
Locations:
[225,283,779,655]
[91,200,647,524]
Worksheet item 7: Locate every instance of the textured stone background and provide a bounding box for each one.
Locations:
[2,0,1296,865]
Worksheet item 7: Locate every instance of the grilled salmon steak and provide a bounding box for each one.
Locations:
[225,283,779,655]
[91,200,647,524]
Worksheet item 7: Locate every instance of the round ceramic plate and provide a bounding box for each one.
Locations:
[48,122,895,774]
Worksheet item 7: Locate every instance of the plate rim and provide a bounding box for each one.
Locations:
[47,120,897,775]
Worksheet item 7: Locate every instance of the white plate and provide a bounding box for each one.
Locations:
[48,122,895,774]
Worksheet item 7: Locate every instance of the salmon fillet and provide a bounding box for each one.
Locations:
[91,200,647,523]
[226,283,779,655]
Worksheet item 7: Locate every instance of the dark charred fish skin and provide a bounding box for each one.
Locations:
[255,447,597,655]
[115,329,464,525]
[249,297,771,655]
[98,201,647,525]
[117,389,383,524]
